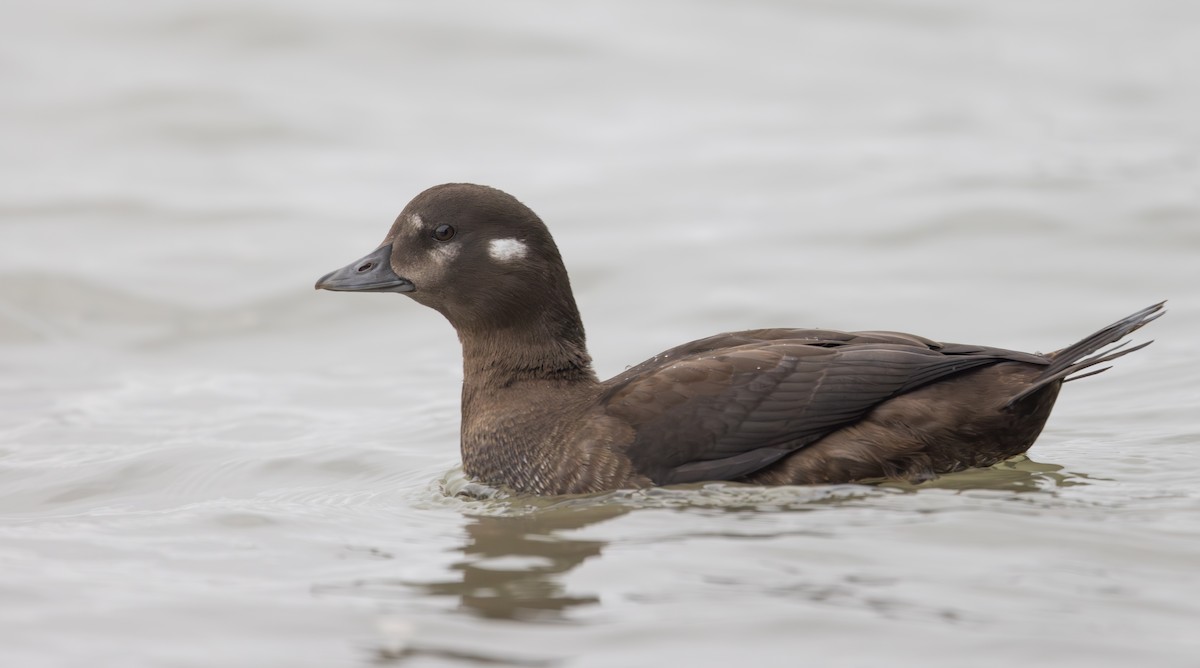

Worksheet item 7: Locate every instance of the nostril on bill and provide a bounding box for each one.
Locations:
[357,262,374,273]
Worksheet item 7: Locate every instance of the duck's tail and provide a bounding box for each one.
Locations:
[1004,301,1165,409]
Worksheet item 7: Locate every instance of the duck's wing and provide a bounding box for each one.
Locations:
[602,337,1049,485]
[606,328,949,387]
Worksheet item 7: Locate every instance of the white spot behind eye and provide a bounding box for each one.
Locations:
[489,238,528,262]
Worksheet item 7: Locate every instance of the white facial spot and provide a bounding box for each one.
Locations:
[488,238,528,262]
[409,213,423,231]
[431,242,459,265]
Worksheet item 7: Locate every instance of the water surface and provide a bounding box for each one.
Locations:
[2,1,1199,666]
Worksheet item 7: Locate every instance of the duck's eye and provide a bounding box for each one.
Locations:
[432,224,456,241]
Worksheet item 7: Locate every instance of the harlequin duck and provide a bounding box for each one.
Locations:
[316,183,1162,495]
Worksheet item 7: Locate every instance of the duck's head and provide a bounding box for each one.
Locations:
[316,183,579,335]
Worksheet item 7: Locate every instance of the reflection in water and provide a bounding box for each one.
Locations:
[883,455,1099,493]
[416,503,630,621]
[415,454,1092,622]
[337,455,1096,662]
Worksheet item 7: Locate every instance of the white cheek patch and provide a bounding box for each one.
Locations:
[431,243,460,265]
[488,238,528,262]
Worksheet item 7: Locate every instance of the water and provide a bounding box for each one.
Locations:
[2,1,1199,666]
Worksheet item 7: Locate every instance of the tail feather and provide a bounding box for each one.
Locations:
[1003,301,1164,409]
[1061,365,1112,383]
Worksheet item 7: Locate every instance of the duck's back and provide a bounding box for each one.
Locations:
[597,328,1055,487]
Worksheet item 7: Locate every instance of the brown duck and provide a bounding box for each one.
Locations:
[316,183,1163,495]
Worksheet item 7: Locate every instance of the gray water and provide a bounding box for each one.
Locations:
[3,1,1199,666]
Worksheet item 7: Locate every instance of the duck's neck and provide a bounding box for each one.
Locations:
[455,310,598,493]
[457,312,598,398]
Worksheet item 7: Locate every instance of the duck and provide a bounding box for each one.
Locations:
[315,183,1163,496]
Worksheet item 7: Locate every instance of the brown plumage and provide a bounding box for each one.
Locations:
[316,183,1163,496]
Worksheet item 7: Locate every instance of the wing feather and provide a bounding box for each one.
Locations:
[603,336,1048,485]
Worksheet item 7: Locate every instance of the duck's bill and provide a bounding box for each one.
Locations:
[314,244,415,293]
